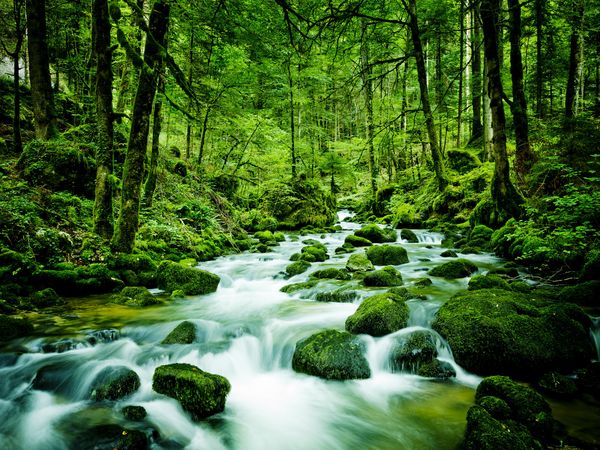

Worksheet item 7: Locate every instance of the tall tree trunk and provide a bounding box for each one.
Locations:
[508,0,536,184]
[481,0,522,226]
[198,106,210,165]
[405,0,447,191]
[112,0,169,253]
[185,30,194,160]
[482,56,493,160]
[142,74,164,208]
[286,57,297,179]
[25,0,58,140]
[535,0,544,117]
[470,1,483,144]
[565,0,585,118]
[92,0,114,239]
[360,19,377,203]
[457,0,465,147]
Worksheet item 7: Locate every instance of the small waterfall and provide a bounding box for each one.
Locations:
[591,316,600,360]
[412,230,444,245]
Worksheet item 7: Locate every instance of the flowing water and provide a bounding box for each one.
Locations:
[0,211,597,449]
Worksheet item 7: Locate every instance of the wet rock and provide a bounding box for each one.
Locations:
[310,268,351,281]
[440,250,457,258]
[477,395,511,420]
[90,366,141,401]
[152,363,231,420]
[354,225,397,243]
[85,328,120,345]
[345,291,408,336]
[417,360,456,379]
[292,329,370,380]
[428,258,478,278]
[363,266,403,287]
[413,277,433,288]
[254,230,277,244]
[468,274,511,291]
[537,372,577,397]
[162,321,196,344]
[400,229,419,243]
[345,253,374,272]
[366,245,409,265]
[468,225,494,250]
[299,245,328,262]
[432,289,593,378]
[280,280,318,294]
[315,289,358,303]
[464,405,537,450]
[157,261,220,295]
[390,330,437,372]
[111,286,161,307]
[285,260,311,277]
[344,235,373,247]
[75,424,148,450]
[122,405,147,421]
[0,315,33,341]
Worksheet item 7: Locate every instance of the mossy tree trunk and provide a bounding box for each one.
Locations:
[360,19,377,204]
[25,0,58,140]
[7,0,26,153]
[92,0,115,239]
[481,0,523,225]
[469,3,483,145]
[565,0,585,119]
[142,72,164,208]
[112,0,169,253]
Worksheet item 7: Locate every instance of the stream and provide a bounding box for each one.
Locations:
[0,211,598,449]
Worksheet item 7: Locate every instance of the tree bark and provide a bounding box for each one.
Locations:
[142,74,164,208]
[360,19,377,202]
[565,0,585,119]
[185,30,194,160]
[286,56,297,179]
[481,0,522,225]
[508,0,536,184]
[92,0,115,239]
[10,0,25,153]
[25,0,58,140]
[457,0,465,147]
[535,0,544,117]
[470,1,483,144]
[112,0,169,253]
[405,0,447,191]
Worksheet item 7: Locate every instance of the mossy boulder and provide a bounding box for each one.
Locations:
[413,277,433,288]
[560,280,600,306]
[299,245,328,262]
[417,360,456,379]
[363,266,403,287]
[345,253,374,272]
[468,225,494,250]
[345,292,408,336]
[30,288,63,308]
[121,405,147,421]
[390,330,438,372]
[33,264,124,296]
[400,229,418,243]
[344,235,373,247]
[432,289,594,378]
[291,329,370,380]
[468,274,511,291]
[157,261,220,295]
[314,289,358,303]
[254,230,276,244]
[90,366,141,401]
[310,268,351,281]
[112,286,160,307]
[152,363,231,420]
[162,321,196,344]
[354,224,397,243]
[280,280,318,294]
[285,260,311,277]
[447,149,481,174]
[106,253,157,287]
[366,244,409,266]
[440,250,458,258]
[428,258,478,278]
[0,315,33,341]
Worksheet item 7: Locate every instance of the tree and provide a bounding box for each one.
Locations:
[565,0,585,118]
[25,0,58,140]
[360,19,377,203]
[112,0,170,253]
[469,0,483,144]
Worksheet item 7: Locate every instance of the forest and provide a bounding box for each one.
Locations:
[0,0,599,448]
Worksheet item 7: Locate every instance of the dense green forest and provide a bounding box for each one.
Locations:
[0,0,599,449]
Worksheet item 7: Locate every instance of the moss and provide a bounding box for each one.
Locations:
[477,396,511,420]
[254,230,275,244]
[344,235,372,247]
[280,280,318,294]
[363,266,403,287]
[463,405,536,450]
[112,286,161,307]
[314,289,358,303]
[0,315,33,341]
[432,289,594,378]
[390,330,437,372]
[468,274,511,291]
[90,366,141,401]
[560,280,600,306]
[366,244,408,266]
[310,268,351,280]
[537,372,577,397]
[508,281,532,293]
[345,253,374,272]
[400,229,418,243]
[33,264,124,296]
[300,245,328,262]
[345,291,408,336]
[428,258,478,278]
[170,289,186,299]
[417,360,456,379]
[152,363,231,420]
[440,250,457,258]
[285,260,311,276]
[354,224,397,243]
[122,405,147,421]
[487,267,519,278]
[447,149,481,174]
[413,277,433,288]
[162,321,196,344]
[273,232,286,242]
[468,224,494,250]
[156,261,220,295]
[291,329,370,380]
[30,288,63,308]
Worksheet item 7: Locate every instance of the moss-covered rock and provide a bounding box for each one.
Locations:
[121,405,147,421]
[33,264,124,296]
[463,405,536,450]
[344,235,372,247]
[299,245,328,262]
[310,268,351,281]
[291,329,370,380]
[413,277,433,288]
[112,286,160,307]
[314,289,358,303]
[537,372,577,397]
[400,229,419,243]
[162,321,196,344]
[417,360,456,379]
[30,288,63,308]
[0,315,33,341]
[447,149,481,174]
[363,266,403,287]
[254,230,276,244]
[432,289,594,378]
[560,280,600,306]
[345,253,374,272]
[390,330,437,372]
[366,245,409,266]
[428,258,478,278]
[354,224,397,243]
[468,274,511,291]
[76,424,148,450]
[440,250,458,258]
[90,366,141,401]
[468,225,494,249]
[345,292,408,336]
[285,260,311,277]
[152,363,230,419]
[106,253,157,288]
[280,280,318,294]
[156,261,220,295]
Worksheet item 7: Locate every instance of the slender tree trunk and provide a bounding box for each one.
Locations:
[405,0,447,191]
[470,2,483,144]
[535,0,544,117]
[566,0,585,118]
[143,74,164,208]
[25,0,58,140]
[286,57,297,179]
[457,0,465,147]
[185,30,194,160]
[92,0,114,239]
[12,43,23,153]
[360,19,377,202]
[112,0,169,253]
[481,0,522,225]
[198,105,211,165]
[508,0,536,184]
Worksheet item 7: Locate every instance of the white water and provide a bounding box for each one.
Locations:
[0,211,510,449]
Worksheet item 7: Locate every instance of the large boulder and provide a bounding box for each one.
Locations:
[157,261,220,295]
[310,268,351,281]
[400,229,419,243]
[344,235,372,247]
[291,329,370,380]
[390,330,438,372]
[106,253,157,287]
[162,321,196,344]
[366,245,409,265]
[346,253,374,272]
[152,363,231,420]
[363,266,403,287]
[90,366,141,401]
[111,286,161,307]
[467,274,511,291]
[354,224,397,243]
[33,264,125,296]
[345,292,408,336]
[428,258,478,278]
[432,289,594,378]
[285,260,311,276]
